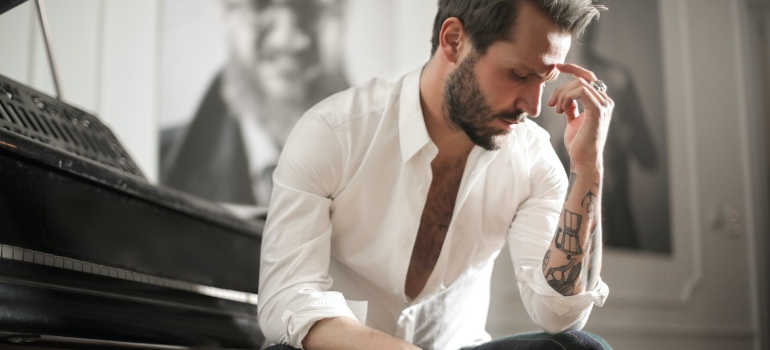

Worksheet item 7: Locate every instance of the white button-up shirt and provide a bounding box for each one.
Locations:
[258,68,609,350]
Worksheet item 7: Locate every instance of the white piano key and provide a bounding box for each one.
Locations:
[13,247,23,261]
[1,245,12,258]
[23,249,34,263]
[33,251,44,264]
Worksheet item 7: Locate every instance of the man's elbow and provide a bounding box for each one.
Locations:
[257,297,290,346]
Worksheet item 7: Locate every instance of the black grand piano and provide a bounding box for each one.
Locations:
[0,1,265,348]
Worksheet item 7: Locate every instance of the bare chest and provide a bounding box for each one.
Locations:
[405,159,466,299]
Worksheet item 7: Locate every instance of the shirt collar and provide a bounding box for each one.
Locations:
[398,67,433,162]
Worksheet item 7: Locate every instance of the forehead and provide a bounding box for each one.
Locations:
[482,3,571,77]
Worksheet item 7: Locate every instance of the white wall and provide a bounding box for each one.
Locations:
[0,1,767,349]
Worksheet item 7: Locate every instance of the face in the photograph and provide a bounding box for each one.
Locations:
[222,0,342,104]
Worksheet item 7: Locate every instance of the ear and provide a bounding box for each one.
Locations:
[438,17,467,64]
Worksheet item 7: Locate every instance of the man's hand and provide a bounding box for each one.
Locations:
[547,63,614,169]
[303,317,421,350]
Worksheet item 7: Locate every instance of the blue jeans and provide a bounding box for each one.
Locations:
[264,330,613,350]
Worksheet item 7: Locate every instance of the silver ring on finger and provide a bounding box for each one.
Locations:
[589,79,607,93]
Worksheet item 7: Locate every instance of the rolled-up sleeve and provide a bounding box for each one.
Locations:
[507,136,609,334]
[258,115,362,348]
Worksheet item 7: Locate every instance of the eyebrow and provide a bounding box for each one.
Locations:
[531,66,559,82]
[543,69,560,82]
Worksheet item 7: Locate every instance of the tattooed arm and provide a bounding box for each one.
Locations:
[542,166,603,295]
[542,63,613,296]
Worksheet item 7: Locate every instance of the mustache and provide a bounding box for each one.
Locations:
[494,110,527,123]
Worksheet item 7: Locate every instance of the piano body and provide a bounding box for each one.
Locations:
[0,12,266,348]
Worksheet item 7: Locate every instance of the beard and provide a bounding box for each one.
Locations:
[444,51,527,151]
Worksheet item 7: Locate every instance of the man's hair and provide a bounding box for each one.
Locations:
[430,0,606,56]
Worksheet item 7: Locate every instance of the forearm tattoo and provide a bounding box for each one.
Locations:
[542,170,603,295]
[582,190,598,233]
[555,210,583,258]
[546,210,585,295]
[582,190,597,214]
[545,257,582,295]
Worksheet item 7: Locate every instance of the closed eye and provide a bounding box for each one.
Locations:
[511,70,527,81]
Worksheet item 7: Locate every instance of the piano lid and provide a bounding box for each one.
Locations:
[0,0,27,16]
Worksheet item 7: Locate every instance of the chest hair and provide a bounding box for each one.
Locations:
[405,156,467,299]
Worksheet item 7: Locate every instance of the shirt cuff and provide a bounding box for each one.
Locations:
[280,288,368,348]
[517,265,609,316]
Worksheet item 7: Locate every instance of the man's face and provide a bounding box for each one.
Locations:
[444,1,571,150]
[223,0,341,103]
[445,50,523,151]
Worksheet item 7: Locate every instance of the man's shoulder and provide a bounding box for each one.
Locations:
[304,76,405,129]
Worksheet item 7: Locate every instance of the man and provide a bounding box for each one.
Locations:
[259,0,612,349]
[160,0,348,207]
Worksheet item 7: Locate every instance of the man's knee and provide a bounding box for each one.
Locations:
[474,330,612,350]
[558,330,612,350]
[263,345,301,350]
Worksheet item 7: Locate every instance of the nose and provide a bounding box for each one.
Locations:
[263,6,311,53]
[515,81,544,117]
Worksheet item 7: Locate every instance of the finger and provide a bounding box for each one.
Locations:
[557,64,612,102]
[556,63,598,83]
[547,83,562,108]
[548,79,570,107]
[558,84,605,121]
[564,100,579,122]
[578,80,612,114]
[555,78,590,114]
[566,107,585,129]
[550,78,585,113]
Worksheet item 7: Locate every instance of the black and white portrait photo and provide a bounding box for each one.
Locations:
[158,0,434,213]
[159,0,350,208]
